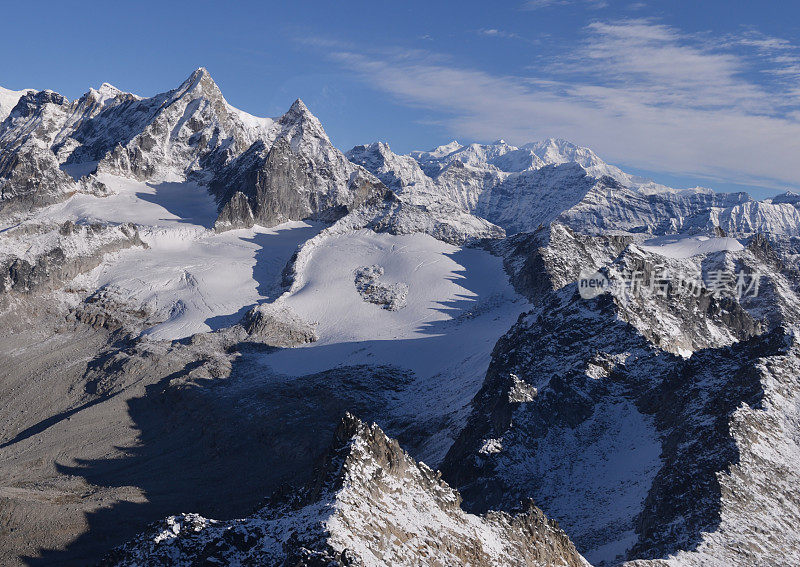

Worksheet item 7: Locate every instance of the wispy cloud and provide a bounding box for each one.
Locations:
[522,0,608,10]
[323,19,800,192]
[477,28,521,40]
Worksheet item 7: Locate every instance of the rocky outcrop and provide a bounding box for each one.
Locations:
[489,223,634,301]
[214,190,255,231]
[354,264,408,311]
[103,414,590,567]
[237,302,318,347]
[0,221,143,295]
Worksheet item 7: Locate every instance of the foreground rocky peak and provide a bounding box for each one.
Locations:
[104,414,589,567]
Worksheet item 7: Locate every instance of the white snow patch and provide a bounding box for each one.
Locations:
[265,230,526,375]
[640,235,744,259]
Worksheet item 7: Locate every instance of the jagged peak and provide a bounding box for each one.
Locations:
[82,82,138,107]
[524,137,581,152]
[278,98,326,135]
[336,411,367,440]
[189,66,211,82]
[98,82,122,96]
[288,97,309,114]
[348,141,393,155]
[8,89,69,119]
[312,413,461,510]
[174,66,222,100]
[327,414,420,476]
[427,140,462,156]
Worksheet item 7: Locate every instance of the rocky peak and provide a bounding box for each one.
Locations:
[312,412,462,509]
[7,89,68,120]
[211,97,387,230]
[175,66,220,98]
[772,190,800,207]
[275,98,327,146]
[103,414,590,567]
[0,86,36,122]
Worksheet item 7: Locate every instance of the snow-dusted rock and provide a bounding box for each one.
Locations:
[0,220,143,295]
[238,302,318,347]
[103,414,590,567]
[354,264,408,311]
[0,85,34,122]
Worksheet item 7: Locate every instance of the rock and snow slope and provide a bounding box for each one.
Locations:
[104,415,589,567]
[2,68,800,567]
[0,86,34,122]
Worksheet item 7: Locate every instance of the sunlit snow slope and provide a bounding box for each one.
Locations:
[259,230,530,461]
[31,174,322,339]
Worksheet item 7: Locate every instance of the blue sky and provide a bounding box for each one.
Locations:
[1,1,798,198]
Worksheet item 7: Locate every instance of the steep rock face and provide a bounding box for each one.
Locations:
[488,223,788,356]
[103,414,589,567]
[442,269,800,567]
[0,91,102,212]
[211,101,388,230]
[623,330,800,567]
[347,141,435,193]
[442,289,673,565]
[346,142,507,242]
[559,183,751,236]
[488,223,634,301]
[477,164,597,234]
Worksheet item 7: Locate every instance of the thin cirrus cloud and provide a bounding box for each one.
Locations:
[522,0,609,10]
[326,19,800,194]
[477,28,521,39]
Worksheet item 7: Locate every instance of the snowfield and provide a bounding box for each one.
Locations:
[266,230,528,375]
[28,174,323,340]
[640,235,744,259]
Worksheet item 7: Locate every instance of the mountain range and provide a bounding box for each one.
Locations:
[0,68,798,566]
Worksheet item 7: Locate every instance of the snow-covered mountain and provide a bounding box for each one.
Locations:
[349,139,800,238]
[0,85,34,122]
[1,69,799,567]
